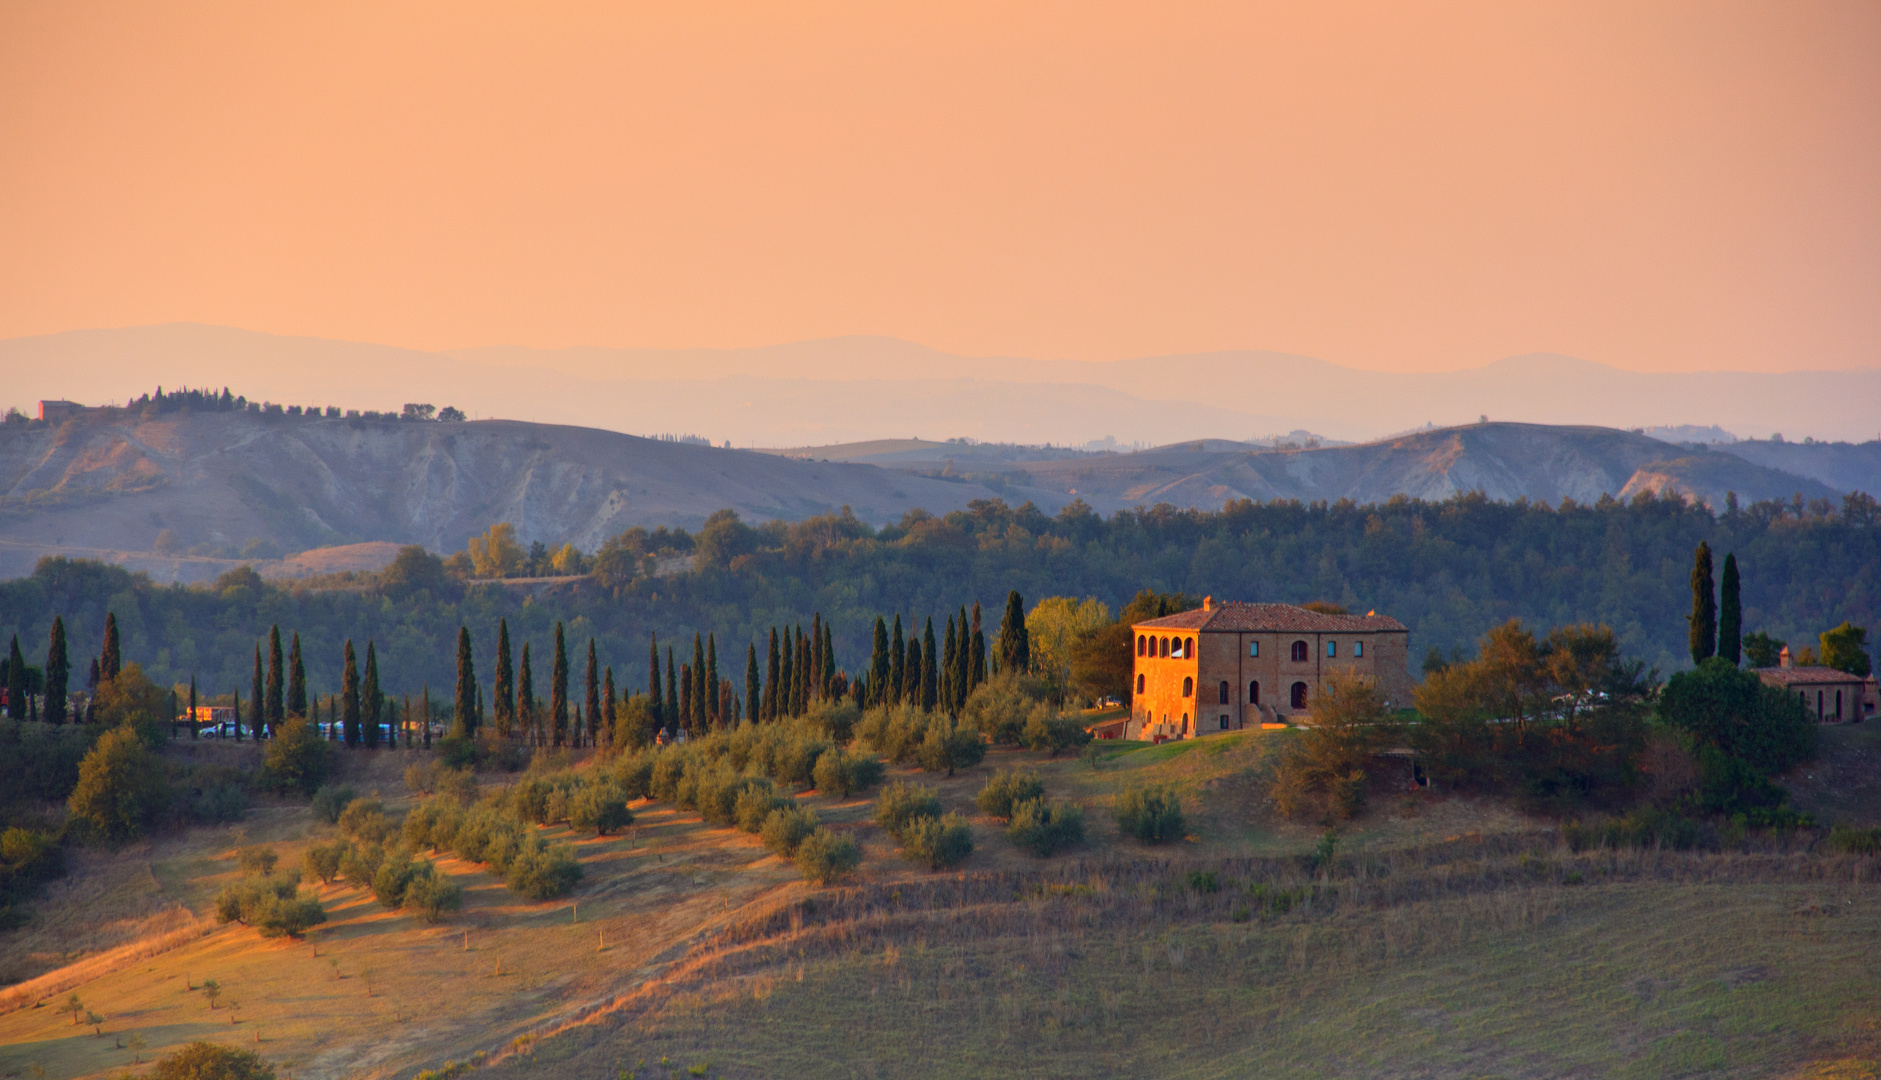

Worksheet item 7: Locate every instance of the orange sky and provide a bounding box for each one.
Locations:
[1,1,1877,372]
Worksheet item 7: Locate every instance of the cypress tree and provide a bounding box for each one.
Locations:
[941,616,958,716]
[869,617,889,706]
[4,635,23,721]
[188,676,197,738]
[455,627,478,739]
[809,614,824,702]
[387,697,399,749]
[970,602,986,690]
[955,605,971,711]
[902,621,920,705]
[921,617,938,711]
[997,590,1030,675]
[679,662,692,733]
[519,642,537,745]
[745,642,760,725]
[585,638,601,747]
[288,633,307,718]
[45,615,68,725]
[551,623,569,747]
[1689,542,1717,664]
[342,640,361,747]
[248,645,263,741]
[890,616,906,705]
[764,628,780,721]
[233,690,243,741]
[603,666,617,749]
[100,613,120,682]
[494,618,515,738]
[779,630,794,719]
[1718,553,1743,666]
[692,633,708,731]
[363,642,382,748]
[699,635,711,730]
[665,647,679,731]
[648,632,663,730]
[266,625,284,730]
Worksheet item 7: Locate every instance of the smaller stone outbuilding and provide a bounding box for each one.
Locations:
[1752,652,1876,723]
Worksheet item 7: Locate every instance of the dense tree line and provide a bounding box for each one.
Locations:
[2,490,1878,716]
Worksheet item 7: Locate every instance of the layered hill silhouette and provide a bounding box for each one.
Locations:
[0,406,1863,584]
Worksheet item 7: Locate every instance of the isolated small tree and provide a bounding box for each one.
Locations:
[68,726,163,842]
[63,992,85,1025]
[202,980,222,1009]
[1821,622,1873,678]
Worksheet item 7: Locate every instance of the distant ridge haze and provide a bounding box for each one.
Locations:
[5,324,1880,446]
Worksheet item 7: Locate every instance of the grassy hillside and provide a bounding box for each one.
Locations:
[3,730,1881,1079]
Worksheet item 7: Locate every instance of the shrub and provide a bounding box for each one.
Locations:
[812,748,885,798]
[214,875,325,938]
[152,1040,278,1080]
[404,760,442,795]
[568,783,633,835]
[976,768,1045,820]
[337,797,393,844]
[310,784,357,825]
[301,839,346,885]
[1659,658,1818,774]
[735,787,792,833]
[1021,709,1094,756]
[773,734,833,789]
[794,828,862,884]
[67,726,166,842]
[610,751,656,800]
[1827,825,1881,855]
[917,716,986,776]
[402,864,464,923]
[760,805,820,858]
[435,768,480,805]
[899,812,974,870]
[505,837,582,899]
[236,845,278,876]
[372,848,423,908]
[1007,798,1084,857]
[803,699,861,745]
[1115,785,1185,844]
[961,673,1048,745]
[873,781,943,841]
[261,720,332,797]
[338,842,384,888]
[857,705,930,765]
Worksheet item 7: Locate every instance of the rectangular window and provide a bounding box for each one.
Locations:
[1327,641,1337,658]
[1353,641,1363,657]
[1249,641,1259,657]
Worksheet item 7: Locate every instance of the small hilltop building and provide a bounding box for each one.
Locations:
[1127,599,1411,742]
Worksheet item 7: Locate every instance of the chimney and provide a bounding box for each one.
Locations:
[1779,645,1792,668]
[1202,596,1211,611]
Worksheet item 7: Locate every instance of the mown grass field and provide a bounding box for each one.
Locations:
[3,725,1880,1079]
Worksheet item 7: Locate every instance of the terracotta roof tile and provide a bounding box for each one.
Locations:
[1133,602,1406,634]
[1752,666,1870,686]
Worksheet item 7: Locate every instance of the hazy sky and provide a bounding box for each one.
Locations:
[2,1,1877,372]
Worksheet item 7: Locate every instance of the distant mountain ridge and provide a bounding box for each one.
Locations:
[5,323,1881,445]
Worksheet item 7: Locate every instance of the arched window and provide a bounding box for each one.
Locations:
[1182,676,1193,697]
[1290,681,1308,709]
[1218,680,1230,704]
[1135,673,1145,695]
[1160,637,1170,658]
[1291,640,1309,662]
[1137,635,1146,656]
[1249,681,1261,705]
[1185,638,1195,658]
[1181,713,1190,734]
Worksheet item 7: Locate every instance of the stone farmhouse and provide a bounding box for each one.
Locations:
[1753,646,1878,723]
[1127,599,1412,741]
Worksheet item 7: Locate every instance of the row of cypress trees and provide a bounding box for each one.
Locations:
[1688,541,1743,665]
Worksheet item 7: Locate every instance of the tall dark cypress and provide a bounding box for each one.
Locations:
[519,641,537,744]
[941,616,958,716]
[795,626,809,714]
[455,627,478,739]
[585,638,601,748]
[1718,552,1743,666]
[494,618,515,738]
[692,633,708,731]
[997,590,1030,675]
[100,613,120,682]
[970,602,986,690]
[955,605,971,711]
[779,630,794,718]
[745,642,760,726]
[699,635,711,730]
[342,640,361,747]
[764,629,781,720]
[921,617,939,711]
[248,644,263,741]
[809,614,823,702]
[890,616,906,705]
[44,615,68,724]
[902,622,920,705]
[362,641,382,748]
[822,621,835,700]
[234,689,245,741]
[602,666,617,749]
[4,636,24,721]
[551,622,569,747]
[266,625,284,730]
[288,633,307,718]
[665,647,678,730]
[869,617,889,706]
[648,636,664,731]
[679,662,693,733]
[1689,541,1717,664]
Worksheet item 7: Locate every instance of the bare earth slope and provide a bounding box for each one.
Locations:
[0,411,1058,581]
